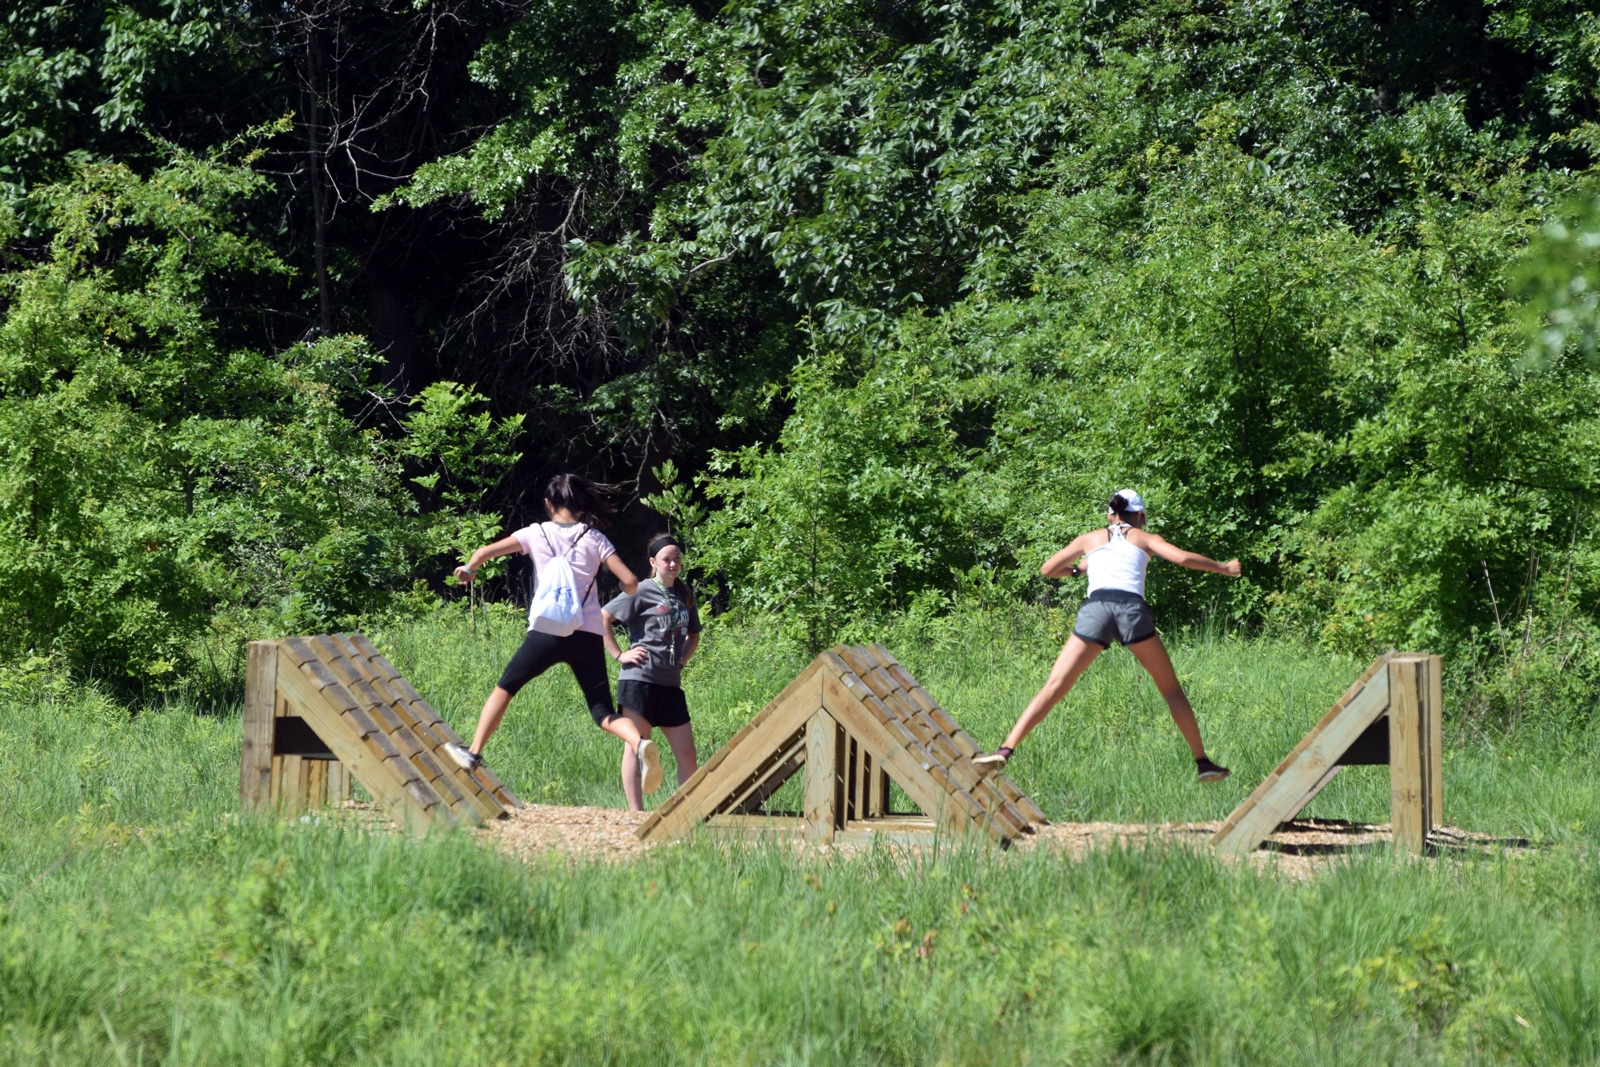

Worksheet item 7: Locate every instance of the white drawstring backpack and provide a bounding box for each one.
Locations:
[528,524,596,635]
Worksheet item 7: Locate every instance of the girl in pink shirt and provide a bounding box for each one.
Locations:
[445,475,672,799]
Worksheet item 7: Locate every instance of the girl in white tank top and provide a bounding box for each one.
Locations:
[1084,522,1150,599]
[973,490,1242,784]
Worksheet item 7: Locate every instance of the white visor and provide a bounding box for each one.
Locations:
[1112,489,1145,513]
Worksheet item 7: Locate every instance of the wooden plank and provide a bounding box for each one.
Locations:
[275,647,446,834]
[328,760,350,805]
[835,828,939,847]
[1389,659,1427,854]
[843,737,857,821]
[306,759,327,809]
[857,667,895,701]
[707,814,807,829]
[820,666,996,843]
[279,756,304,814]
[279,635,318,667]
[1426,654,1443,826]
[637,668,824,841]
[804,711,842,843]
[378,693,502,822]
[845,817,936,832]
[240,641,277,810]
[1213,664,1391,857]
[702,815,807,841]
[724,731,807,815]
[358,670,501,819]
[992,774,1046,825]
[1212,655,1391,844]
[835,646,873,677]
[852,645,887,671]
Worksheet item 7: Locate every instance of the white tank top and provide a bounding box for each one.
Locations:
[1084,524,1149,599]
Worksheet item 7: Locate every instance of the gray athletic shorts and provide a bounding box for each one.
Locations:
[1073,594,1157,647]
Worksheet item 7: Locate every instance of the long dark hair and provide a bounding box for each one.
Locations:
[545,474,617,530]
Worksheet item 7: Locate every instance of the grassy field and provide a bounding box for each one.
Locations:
[2,606,1600,1064]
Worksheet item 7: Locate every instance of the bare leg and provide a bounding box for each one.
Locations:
[468,687,513,754]
[1000,636,1103,750]
[1126,636,1206,759]
[659,723,698,785]
[605,709,652,811]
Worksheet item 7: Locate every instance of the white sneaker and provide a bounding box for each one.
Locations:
[638,739,663,794]
[444,742,482,772]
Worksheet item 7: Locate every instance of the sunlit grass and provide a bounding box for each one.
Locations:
[2,606,1599,1063]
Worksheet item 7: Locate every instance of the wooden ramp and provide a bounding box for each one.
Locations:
[1212,652,1442,857]
[637,644,1046,847]
[239,633,522,834]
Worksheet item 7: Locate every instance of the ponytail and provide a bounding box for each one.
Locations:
[545,473,617,530]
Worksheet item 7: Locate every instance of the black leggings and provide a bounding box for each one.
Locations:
[497,630,616,727]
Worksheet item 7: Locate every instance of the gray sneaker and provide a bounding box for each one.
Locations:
[444,742,483,773]
[1196,757,1230,783]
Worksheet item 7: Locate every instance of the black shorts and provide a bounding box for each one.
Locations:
[616,679,691,729]
[497,629,616,727]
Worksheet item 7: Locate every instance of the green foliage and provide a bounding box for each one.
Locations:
[0,153,521,681]
[683,4,1600,679]
[1518,189,1600,366]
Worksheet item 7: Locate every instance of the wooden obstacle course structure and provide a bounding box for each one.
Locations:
[240,633,521,833]
[637,644,1045,847]
[1212,652,1442,857]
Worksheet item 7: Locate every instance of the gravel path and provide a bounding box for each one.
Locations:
[474,804,1524,879]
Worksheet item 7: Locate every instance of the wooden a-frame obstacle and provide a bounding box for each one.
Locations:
[1213,652,1442,857]
[239,633,522,834]
[638,644,1046,847]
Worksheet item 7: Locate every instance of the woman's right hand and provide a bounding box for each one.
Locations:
[452,565,477,584]
[1222,559,1242,577]
[617,646,648,666]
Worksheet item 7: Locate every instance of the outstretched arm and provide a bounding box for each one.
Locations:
[453,535,523,583]
[605,553,640,595]
[1039,532,1099,578]
[1131,531,1241,577]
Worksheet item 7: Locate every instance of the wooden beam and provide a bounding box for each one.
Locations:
[1388,657,1428,854]
[342,632,522,811]
[1213,660,1391,857]
[818,664,992,843]
[637,668,823,842]
[804,710,843,843]
[274,646,449,835]
[1425,654,1443,825]
[240,641,277,810]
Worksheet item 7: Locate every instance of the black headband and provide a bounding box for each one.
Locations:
[646,534,680,558]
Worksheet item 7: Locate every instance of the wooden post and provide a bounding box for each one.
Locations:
[804,710,842,843]
[1388,657,1433,854]
[240,641,277,810]
[1426,654,1443,825]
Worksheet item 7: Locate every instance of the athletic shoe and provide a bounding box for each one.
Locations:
[444,742,483,773]
[1196,757,1230,783]
[638,739,664,794]
[971,747,1012,774]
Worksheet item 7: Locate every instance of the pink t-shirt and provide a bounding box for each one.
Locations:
[512,521,616,635]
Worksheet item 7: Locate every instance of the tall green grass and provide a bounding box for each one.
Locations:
[2,607,1599,1064]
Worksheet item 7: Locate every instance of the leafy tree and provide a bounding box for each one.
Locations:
[0,150,519,680]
